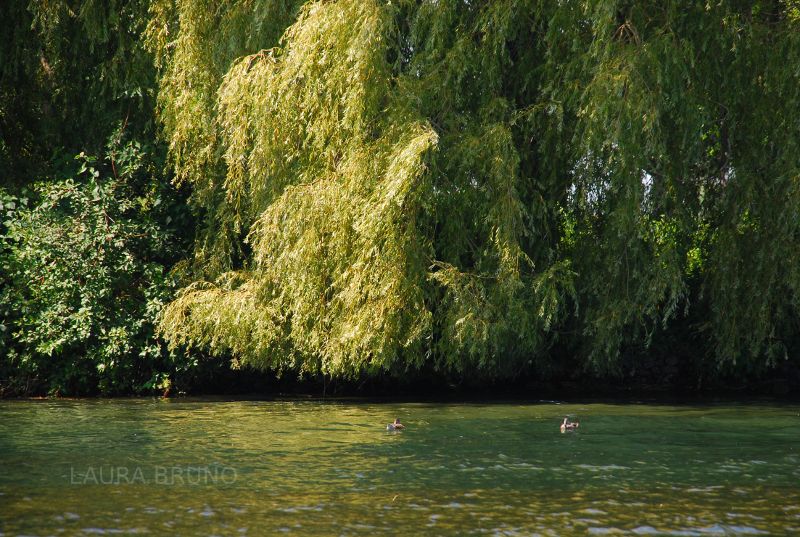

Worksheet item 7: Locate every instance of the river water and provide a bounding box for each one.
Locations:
[0,399,798,535]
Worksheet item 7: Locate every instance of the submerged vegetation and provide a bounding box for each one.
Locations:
[2,0,800,395]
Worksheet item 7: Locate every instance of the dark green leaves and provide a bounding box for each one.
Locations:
[0,137,188,396]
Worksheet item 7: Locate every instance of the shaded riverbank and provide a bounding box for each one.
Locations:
[6,349,800,400]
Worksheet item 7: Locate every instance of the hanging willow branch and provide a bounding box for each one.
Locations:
[152,0,800,379]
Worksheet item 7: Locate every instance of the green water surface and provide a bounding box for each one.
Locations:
[1,399,798,535]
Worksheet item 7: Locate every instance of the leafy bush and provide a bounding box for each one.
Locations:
[0,134,192,396]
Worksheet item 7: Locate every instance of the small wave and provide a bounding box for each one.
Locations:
[668,524,767,536]
[587,527,623,535]
[685,486,724,493]
[80,529,147,535]
[509,463,544,470]
[577,464,630,472]
[581,508,607,515]
[723,526,768,535]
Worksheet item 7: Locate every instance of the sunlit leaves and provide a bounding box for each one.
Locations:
[158,0,438,377]
[153,0,800,381]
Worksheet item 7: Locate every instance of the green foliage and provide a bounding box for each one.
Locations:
[0,0,156,185]
[154,0,577,379]
[538,0,800,372]
[0,135,189,396]
[144,0,305,275]
[4,0,800,393]
[159,0,438,377]
[152,0,800,383]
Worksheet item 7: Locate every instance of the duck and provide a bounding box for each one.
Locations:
[387,418,405,431]
[560,416,579,433]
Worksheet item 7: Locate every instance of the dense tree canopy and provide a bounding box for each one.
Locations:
[2,0,800,394]
[0,0,155,184]
[152,0,800,381]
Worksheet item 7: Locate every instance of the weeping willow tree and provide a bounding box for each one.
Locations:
[151,0,800,382]
[541,0,800,374]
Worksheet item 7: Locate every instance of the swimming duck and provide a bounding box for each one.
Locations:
[560,417,579,433]
[387,418,405,431]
